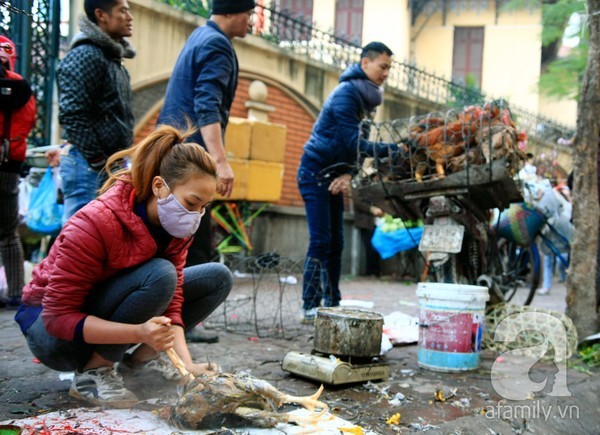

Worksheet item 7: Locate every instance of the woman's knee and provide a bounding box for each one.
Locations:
[142,258,178,293]
[210,263,233,296]
[184,262,233,299]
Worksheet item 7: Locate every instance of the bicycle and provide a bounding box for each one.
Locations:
[491,200,571,305]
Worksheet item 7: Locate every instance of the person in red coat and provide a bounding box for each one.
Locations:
[17,125,233,408]
[0,36,36,308]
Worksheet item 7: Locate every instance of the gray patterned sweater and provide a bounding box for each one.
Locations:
[57,15,136,164]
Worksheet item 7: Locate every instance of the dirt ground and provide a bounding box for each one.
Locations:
[1,274,599,434]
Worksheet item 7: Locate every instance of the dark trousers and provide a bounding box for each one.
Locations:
[298,167,344,310]
[24,259,232,371]
[0,171,24,299]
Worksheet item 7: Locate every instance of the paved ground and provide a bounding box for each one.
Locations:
[1,274,599,434]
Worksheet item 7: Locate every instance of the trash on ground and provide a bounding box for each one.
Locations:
[386,412,401,425]
[383,311,419,345]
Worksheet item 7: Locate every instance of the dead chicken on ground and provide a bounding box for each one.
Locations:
[160,372,329,430]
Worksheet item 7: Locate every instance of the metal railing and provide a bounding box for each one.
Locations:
[156,1,575,146]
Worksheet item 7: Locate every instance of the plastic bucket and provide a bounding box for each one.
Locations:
[416,282,489,372]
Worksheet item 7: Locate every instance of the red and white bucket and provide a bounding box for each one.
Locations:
[416,282,489,371]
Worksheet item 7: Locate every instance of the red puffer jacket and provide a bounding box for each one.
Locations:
[0,69,36,172]
[22,180,190,341]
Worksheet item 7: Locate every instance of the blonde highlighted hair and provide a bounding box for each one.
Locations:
[100,125,218,200]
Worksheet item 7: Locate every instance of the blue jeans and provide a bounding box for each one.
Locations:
[542,253,567,289]
[59,147,104,225]
[297,166,344,310]
[24,259,232,371]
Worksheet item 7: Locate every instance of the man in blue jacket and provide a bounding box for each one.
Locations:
[158,0,255,342]
[298,42,395,322]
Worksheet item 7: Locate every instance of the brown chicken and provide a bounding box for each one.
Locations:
[412,119,478,180]
[162,372,329,430]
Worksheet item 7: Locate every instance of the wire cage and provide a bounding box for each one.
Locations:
[204,253,311,339]
[352,101,527,221]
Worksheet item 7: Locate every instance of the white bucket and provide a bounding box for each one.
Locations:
[416,282,489,372]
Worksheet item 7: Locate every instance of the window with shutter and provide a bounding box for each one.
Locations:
[452,27,484,87]
[335,0,364,44]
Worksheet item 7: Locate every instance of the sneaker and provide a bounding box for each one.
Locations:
[537,288,550,296]
[120,353,182,382]
[185,325,219,343]
[69,365,138,408]
[301,308,318,324]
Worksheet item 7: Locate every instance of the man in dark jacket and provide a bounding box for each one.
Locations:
[53,0,135,224]
[297,41,395,321]
[157,0,255,342]
[158,0,254,266]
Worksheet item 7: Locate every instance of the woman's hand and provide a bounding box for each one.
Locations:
[329,173,352,195]
[187,361,222,377]
[139,316,175,351]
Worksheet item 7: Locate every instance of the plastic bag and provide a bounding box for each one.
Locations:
[26,167,63,235]
[371,226,424,259]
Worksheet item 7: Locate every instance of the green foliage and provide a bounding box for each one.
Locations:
[578,342,600,367]
[541,0,585,47]
[447,74,485,108]
[503,0,588,101]
[503,0,585,47]
[159,0,211,18]
[539,41,588,99]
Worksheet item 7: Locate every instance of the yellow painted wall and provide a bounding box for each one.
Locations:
[538,95,577,128]
[126,0,202,89]
[363,0,410,61]
[312,0,336,30]
[412,5,543,112]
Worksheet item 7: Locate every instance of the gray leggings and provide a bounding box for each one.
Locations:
[25,259,232,371]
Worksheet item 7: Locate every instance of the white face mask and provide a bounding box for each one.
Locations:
[156,179,205,238]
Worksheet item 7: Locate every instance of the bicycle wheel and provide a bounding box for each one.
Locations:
[495,238,540,305]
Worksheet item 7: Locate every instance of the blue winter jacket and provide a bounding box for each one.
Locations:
[301,63,395,172]
[158,21,238,147]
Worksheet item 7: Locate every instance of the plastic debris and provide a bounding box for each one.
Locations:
[339,426,365,434]
[386,412,401,425]
[382,311,419,345]
[434,387,457,402]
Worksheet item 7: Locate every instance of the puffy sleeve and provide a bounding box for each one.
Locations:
[41,209,113,340]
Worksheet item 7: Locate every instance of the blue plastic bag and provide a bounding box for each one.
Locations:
[26,167,63,235]
[371,226,424,259]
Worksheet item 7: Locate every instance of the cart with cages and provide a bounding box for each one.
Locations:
[352,101,540,305]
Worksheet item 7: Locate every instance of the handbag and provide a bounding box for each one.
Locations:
[26,167,64,235]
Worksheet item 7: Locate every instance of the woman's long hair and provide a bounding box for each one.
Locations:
[100,124,218,200]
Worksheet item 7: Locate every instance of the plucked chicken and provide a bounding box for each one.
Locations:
[161,372,329,430]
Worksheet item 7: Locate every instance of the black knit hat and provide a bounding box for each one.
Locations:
[212,0,256,15]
